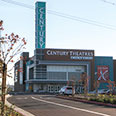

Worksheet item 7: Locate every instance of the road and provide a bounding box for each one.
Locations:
[8,94,116,116]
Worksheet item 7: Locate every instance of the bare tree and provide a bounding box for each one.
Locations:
[80,72,88,97]
[107,80,116,93]
[67,76,76,97]
[0,20,26,116]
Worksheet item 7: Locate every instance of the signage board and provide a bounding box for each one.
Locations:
[97,66,109,82]
[35,2,46,48]
[44,49,94,61]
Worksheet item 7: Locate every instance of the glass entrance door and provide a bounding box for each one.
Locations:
[48,85,60,93]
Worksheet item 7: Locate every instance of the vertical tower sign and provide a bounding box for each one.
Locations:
[35,2,46,48]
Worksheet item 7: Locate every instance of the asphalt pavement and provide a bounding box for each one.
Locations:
[7,94,116,116]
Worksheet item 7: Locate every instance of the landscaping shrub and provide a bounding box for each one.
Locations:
[88,94,116,104]
[103,97,110,103]
[0,102,24,116]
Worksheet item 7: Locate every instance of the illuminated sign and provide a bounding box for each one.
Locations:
[35,2,46,48]
[44,49,94,61]
[97,66,109,82]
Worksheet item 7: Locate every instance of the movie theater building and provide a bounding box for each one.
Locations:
[25,48,95,93]
[14,2,115,93]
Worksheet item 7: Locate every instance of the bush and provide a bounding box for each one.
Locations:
[112,99,116,104]
[88,94,116,104]
[96,98,104,102]
[89,97,97,101]
[103,97,110,103]
[0,103,24,116]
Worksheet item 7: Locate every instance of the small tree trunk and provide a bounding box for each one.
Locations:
[84,86,87,98]
[84,80,87,98]
[72,81,75,97]
[1,63,7,116]
[72,86,74,97]
[95,81,98,98]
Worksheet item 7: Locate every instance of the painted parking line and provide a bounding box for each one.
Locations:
[31,96,110,116]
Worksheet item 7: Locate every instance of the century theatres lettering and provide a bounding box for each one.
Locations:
[38,5,45,48]
[46,50,94,60]
[47,50,69,56]
[39,8,44,30]
[70,51,93,56]
[39,7,45,48]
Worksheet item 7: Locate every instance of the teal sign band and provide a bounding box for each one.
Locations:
[35,2,46,48]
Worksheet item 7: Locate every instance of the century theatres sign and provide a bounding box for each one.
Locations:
[35,2,46,48]
[44,49,94,61]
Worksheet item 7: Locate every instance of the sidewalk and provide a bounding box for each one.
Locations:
[6,95,35,116]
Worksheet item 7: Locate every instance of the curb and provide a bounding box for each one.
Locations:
[56,95,116,108]
[6,95,35,116]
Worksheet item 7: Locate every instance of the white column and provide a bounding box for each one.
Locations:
[66,72,68,81]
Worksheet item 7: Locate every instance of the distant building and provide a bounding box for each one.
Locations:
[14,52,29,92]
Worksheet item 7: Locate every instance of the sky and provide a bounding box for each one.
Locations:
[0,0,116,85]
